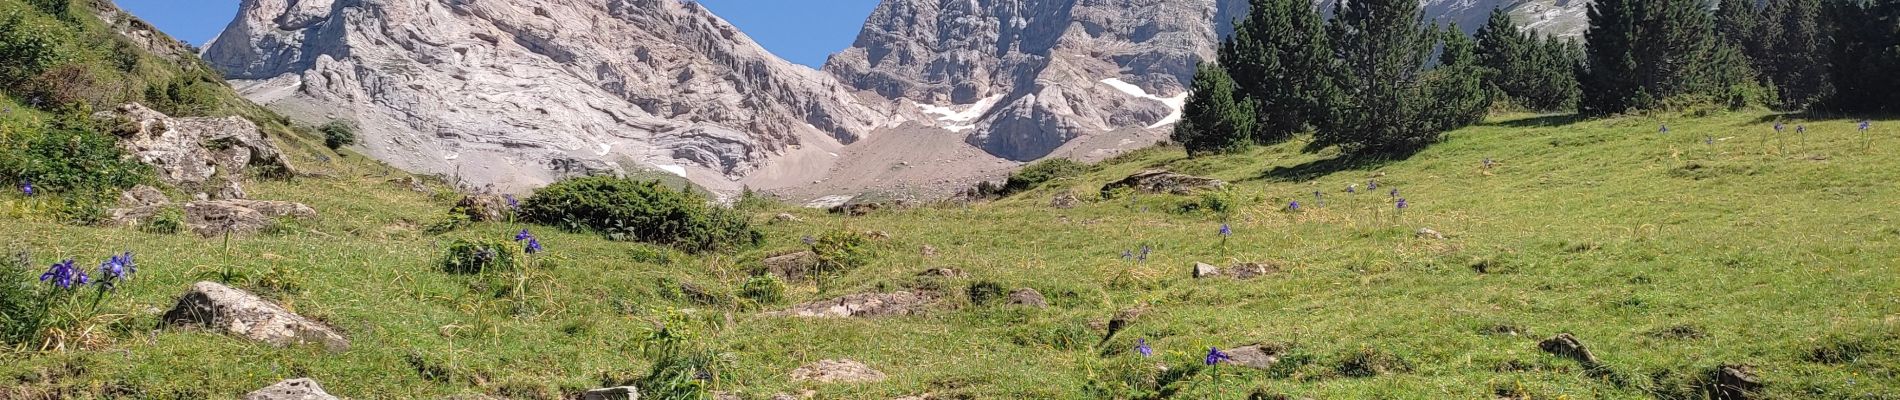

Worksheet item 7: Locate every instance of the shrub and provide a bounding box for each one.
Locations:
[521,176,761,253]
[1003,158,1096,194]
[967,280,1006,306]
[0,12,62,88]
[811,230,873,275]
[737,275,785,306]
[637,309,727,399]
[320,121,356,150]
[142,207,183,234]
[441,239,523,274]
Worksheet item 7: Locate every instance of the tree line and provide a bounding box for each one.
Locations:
[1175,0,1900,158]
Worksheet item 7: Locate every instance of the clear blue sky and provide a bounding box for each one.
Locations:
[110,0,880,68]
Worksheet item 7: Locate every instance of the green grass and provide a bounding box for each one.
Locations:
[3,111,1899,399]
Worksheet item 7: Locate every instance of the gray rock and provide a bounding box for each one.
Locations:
[184,200,318,237]
[1538,333,1599,369]
[163,281,349,351]
[1228,262,1278,280]
[1415,228,1445,240]
[1104,170,1226,197]
[204,0,895,193]
[1006,288,1048,308]
[456,194,511,223]
[769,291,932,318]
[243,378,338,400]
[763,251,819,281]
[580,386,640,400]
[1193,262,1222,279]
[1224,345,1281,370]
[789,359,886,383]
[97,103,283,189]
[1710,364,1762,399]
[119,185,169,208]
[215,180,248,200]
[1050,192,1079,209]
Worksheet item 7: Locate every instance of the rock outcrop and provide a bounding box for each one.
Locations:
[203,0,898,193]
[162,281,349,351]
[770,291,932,318]
[97,103,283,195]
[244,378,340,400]
[580,386,641,400]
[1103,170,1225,196]
[184,199,319,236]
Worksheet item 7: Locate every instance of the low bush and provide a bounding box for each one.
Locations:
[320,120,356,150]
[440,239,523,274]
[520,176,761,253]
[965,158,1098,199]
[737,275,785,306]
[811,229,873,276]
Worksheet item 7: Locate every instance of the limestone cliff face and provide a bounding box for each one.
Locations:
[824,0,1588,161]
[203,0,897,192]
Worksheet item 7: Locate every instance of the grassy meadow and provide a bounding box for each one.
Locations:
[2,111,1898,399]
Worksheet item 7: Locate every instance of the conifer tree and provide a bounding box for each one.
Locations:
[1821,0,1900,113]
[1579,0,1645,115]
[1762,0,1832,109]
[1220,0,1333,144]
[1315,0,1444,156]
[1172,63,1258,156]
[1474,8,1580,111]
[1428,25,1491,130]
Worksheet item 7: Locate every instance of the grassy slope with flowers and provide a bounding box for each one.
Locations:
[2,110,1898,399]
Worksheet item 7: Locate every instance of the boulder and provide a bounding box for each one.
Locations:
[456,194,511,222]
[215,179,248,200]
[763,251,819,281]
[790,359,885,383]
[1709,364,1762,399]
[1224,345,1281,370]
[580,386,641,400]
[1193,262,1222,279]
[98,103,283,188]
[185,200,318,237]
[916,268,965,278]
[1101,170,1225,197]
[1415,228,1444,240]
[1050,191,1079,209]
[769,291,932,318]
[1006,288,1048,308]
[1538,333,1599,369]
[243,378,338,400]
[162,281,349,351]
[119,185,169,208]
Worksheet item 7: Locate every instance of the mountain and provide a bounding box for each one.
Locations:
[202,0,1589,199]
[824,0,1588,163]
[202,0,902,194]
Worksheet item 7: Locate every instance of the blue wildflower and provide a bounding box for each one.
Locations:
[515,229,533,241]
[1138,245,1151,262]
[1121,249,1133,260]
[1205,347,1233,366]
[20,179,31,196]
[1797,125,1806,134]
[1390,188,1399,198]
[1660,124,1669,134]
[1346,184,1357,194]
[1775,122,1785,133]
[525,237,543,254]
[1367,180,1378,190]
[1137,338,1153,358]
[1219,224,1231,237]
[39,259,82,289]
[1860,120,1871,131]
[1288,201,1300,211]
[504,194,519,210]
[1397,198,1409,210]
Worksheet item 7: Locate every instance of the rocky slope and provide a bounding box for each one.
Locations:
[824,0,1588,162]
[202,0,902,193]
[201,0,1588,199]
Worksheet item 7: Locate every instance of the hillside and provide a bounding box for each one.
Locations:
[3,108,1896,398]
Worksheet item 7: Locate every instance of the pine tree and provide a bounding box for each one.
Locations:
[1428,25,1491,130]
[1634,0,1719,104]
[1315,0,1443,156]
[1821,0,1900,113]
[1714,0,1762,58]
[1761,0,1832,109]
[1172,63,1258,156]
[1221,0,1333,144]
[1579,0,1645,115]
[1474,8,1580,111]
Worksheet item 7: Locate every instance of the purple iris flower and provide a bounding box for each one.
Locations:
[1368,180,1378,190]
[39,259,82,289]
[1346,184,1357,194]
[1121,250,1133,260]
[1797,125,1806,134]
[1660,124,1669,134]
[1288,201,1300,211]
[1775,122,1785,133]
[1860,120,1871,131]
[20,180,32,196]
[525,237,543,254]
[1390,188,1399,198]
[515,229,533,241]
[1397,198,1409,209]
[1205,347,1233,366]
[504,194,519,210]
[1219,224,1231,237]
[1137,338,1153,358]
[1138,245,1151,262]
